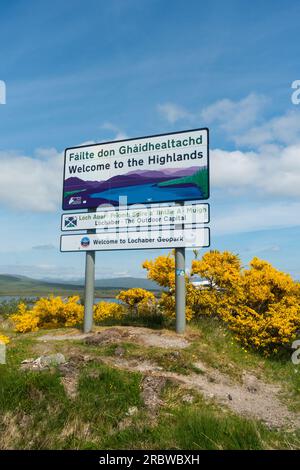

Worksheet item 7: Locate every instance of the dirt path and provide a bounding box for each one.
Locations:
[99,355,299,429]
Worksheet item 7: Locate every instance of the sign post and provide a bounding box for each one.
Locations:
[175,246,186,334]
[83,208,96,333]
[175,202,186,334]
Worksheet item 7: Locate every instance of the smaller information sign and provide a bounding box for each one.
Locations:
[60,227,210,252]
[61,203,209,232]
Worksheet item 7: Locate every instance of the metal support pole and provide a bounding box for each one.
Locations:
[83,209,96,333]
[175,202,186,334]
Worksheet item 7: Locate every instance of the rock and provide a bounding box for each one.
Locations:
[40,353,66,367]
[182,394,194,404]
[21,358,35,364]
[21,353,66,371]
[126,406,138,416]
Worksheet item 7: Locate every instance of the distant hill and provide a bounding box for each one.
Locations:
[0,274,160,297]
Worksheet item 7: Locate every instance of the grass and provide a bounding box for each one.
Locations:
[1,356,299,450]
[1,314,300,449]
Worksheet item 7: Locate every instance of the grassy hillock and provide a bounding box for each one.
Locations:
[0,313,299,450]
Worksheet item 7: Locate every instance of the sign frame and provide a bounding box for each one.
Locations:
[61,202,210,232]
[62,127,210,211]
[60,227,210,253]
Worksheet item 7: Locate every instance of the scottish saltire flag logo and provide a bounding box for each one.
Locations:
[64,216,77,228]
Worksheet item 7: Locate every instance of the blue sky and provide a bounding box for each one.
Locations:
[0,0,300,281]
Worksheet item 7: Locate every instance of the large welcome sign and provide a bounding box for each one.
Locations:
[62,128,209,210]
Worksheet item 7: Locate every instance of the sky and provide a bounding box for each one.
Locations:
[0,0,300,281]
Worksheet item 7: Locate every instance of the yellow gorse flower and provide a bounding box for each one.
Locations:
[0,334,9,345]
[144,250,300,355]
[11,296,84,333]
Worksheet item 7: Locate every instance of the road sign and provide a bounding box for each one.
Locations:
[61,203,209,232]
[60,227,210,252]
[63,128,209,210]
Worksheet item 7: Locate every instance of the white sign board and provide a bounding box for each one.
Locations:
[63,128,209,210]
[60,228,210,252]
[61,203,209,231]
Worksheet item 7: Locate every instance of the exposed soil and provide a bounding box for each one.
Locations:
[38,326,190,349]
[37,332,90,342]
[58,354,92,399]
[100,354,300,429]
[141,375,167,412]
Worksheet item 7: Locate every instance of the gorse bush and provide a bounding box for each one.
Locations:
[11,296,84,332]
[93,301,125,322]
[117,288,157,315]
[144,251,300,354]
[192,253,300,353]
[10,292,155,333]
[11,297,129,331]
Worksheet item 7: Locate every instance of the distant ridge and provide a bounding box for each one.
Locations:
[0,274,160,297]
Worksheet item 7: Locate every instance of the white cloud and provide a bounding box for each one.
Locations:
[157,94,300,150]
[212,201,300,235]
[211,143,300,197]
[201,93,267,134]
[0,126,132,213]
[158,94,268,139]
[212,148,259,187]
[200,95,300,148]
[101,122,128,140]
[0,148,62,212]
[157,102,191,123]
[235,109,300,147]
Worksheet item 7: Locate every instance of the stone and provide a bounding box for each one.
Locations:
[126,406,138,416]
[182,394,194,404]
[21,353,66,371]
